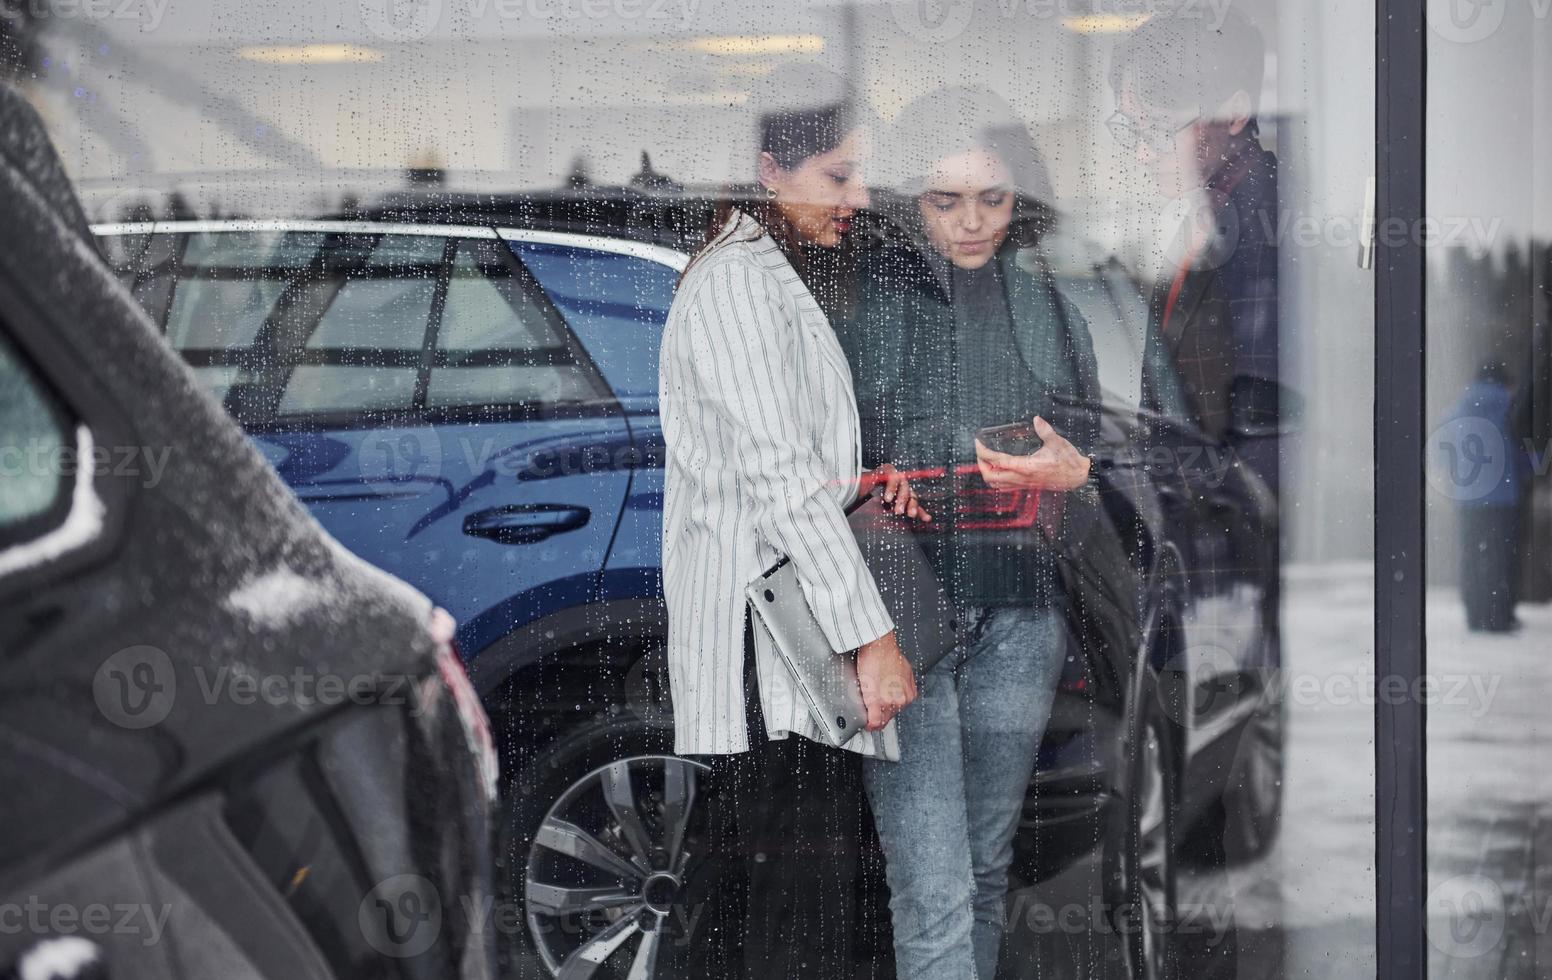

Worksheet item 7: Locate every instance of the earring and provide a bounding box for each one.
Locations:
[765,185,777,200]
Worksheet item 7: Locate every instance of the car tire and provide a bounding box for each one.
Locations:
[495,709,716,979]
[1106,672,1181,980]
[1218,687,1286,863]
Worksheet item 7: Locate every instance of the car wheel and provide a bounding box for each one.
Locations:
[1219,687,1285,862]
[1109,676,1180,980]
[497,712,711,978]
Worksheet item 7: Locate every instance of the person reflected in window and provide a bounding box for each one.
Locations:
[832,86,1101,980]
[1108,9,1283,497]
[1446,360,1533,632]
[660,64,926,980]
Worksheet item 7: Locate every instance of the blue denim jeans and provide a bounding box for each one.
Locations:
[862,603,1066,980]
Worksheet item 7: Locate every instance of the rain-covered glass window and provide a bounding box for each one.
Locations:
[25,2,1544,980]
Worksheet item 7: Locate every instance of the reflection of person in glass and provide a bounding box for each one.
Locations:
[833,86,1101,980]
[1109,9,1282,495]
[658,65,926,979]
[1447,361,1533,632]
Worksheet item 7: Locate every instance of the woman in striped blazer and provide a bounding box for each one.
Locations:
[660,76,926,979]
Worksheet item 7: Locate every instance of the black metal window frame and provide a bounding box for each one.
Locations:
[1375,1,1427,974]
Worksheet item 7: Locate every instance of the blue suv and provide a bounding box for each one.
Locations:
[96,197,1284,980]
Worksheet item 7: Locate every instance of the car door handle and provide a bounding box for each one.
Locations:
[463,505,589,544]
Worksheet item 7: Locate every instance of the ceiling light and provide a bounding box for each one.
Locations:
[237,44,386,65]
[685,35,824,56]
[1060,13,1153,33]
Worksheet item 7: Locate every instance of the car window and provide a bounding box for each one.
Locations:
[425,239,606,409]
[513,241,680,401]
[301,277,438,351]
[0,331,70,538]
[105,229,609,426]
[125,230,441,410]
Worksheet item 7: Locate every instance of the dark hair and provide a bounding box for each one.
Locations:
[681,65,863,285]
[875,86,1056,251]
[1108,9,1267,121]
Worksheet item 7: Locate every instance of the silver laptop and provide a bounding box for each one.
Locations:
[747,557,871,745]
[744,491,965,747]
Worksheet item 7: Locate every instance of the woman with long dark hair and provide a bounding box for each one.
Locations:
[660,65,925,979]
[835,86,1103,980]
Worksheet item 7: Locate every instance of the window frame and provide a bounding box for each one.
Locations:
[1375,0,1429,972]
[0,263,134,595]
[94,220,624,433]
[0,331,76,549]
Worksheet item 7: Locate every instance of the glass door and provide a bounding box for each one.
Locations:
[3,0,1384,976]
[1426,2,1552,973]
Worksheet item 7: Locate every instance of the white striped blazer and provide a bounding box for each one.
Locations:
[659,210,898,758]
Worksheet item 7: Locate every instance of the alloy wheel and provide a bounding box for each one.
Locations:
[525,754,710,978]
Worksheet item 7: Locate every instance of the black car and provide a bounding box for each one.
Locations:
[0,89,498,980]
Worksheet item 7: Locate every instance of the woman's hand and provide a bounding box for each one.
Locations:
[856,630,917,731]
[974,416,1091,492]
[871,463,932,522]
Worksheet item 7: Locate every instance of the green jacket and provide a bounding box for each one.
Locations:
[837,242,1102,472]
[834,240,1104,607]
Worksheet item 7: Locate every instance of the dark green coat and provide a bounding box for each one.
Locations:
[834,240,1104,607]
[837,242,1102,473]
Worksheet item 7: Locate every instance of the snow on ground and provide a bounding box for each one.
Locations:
[1211,564,1552,979]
